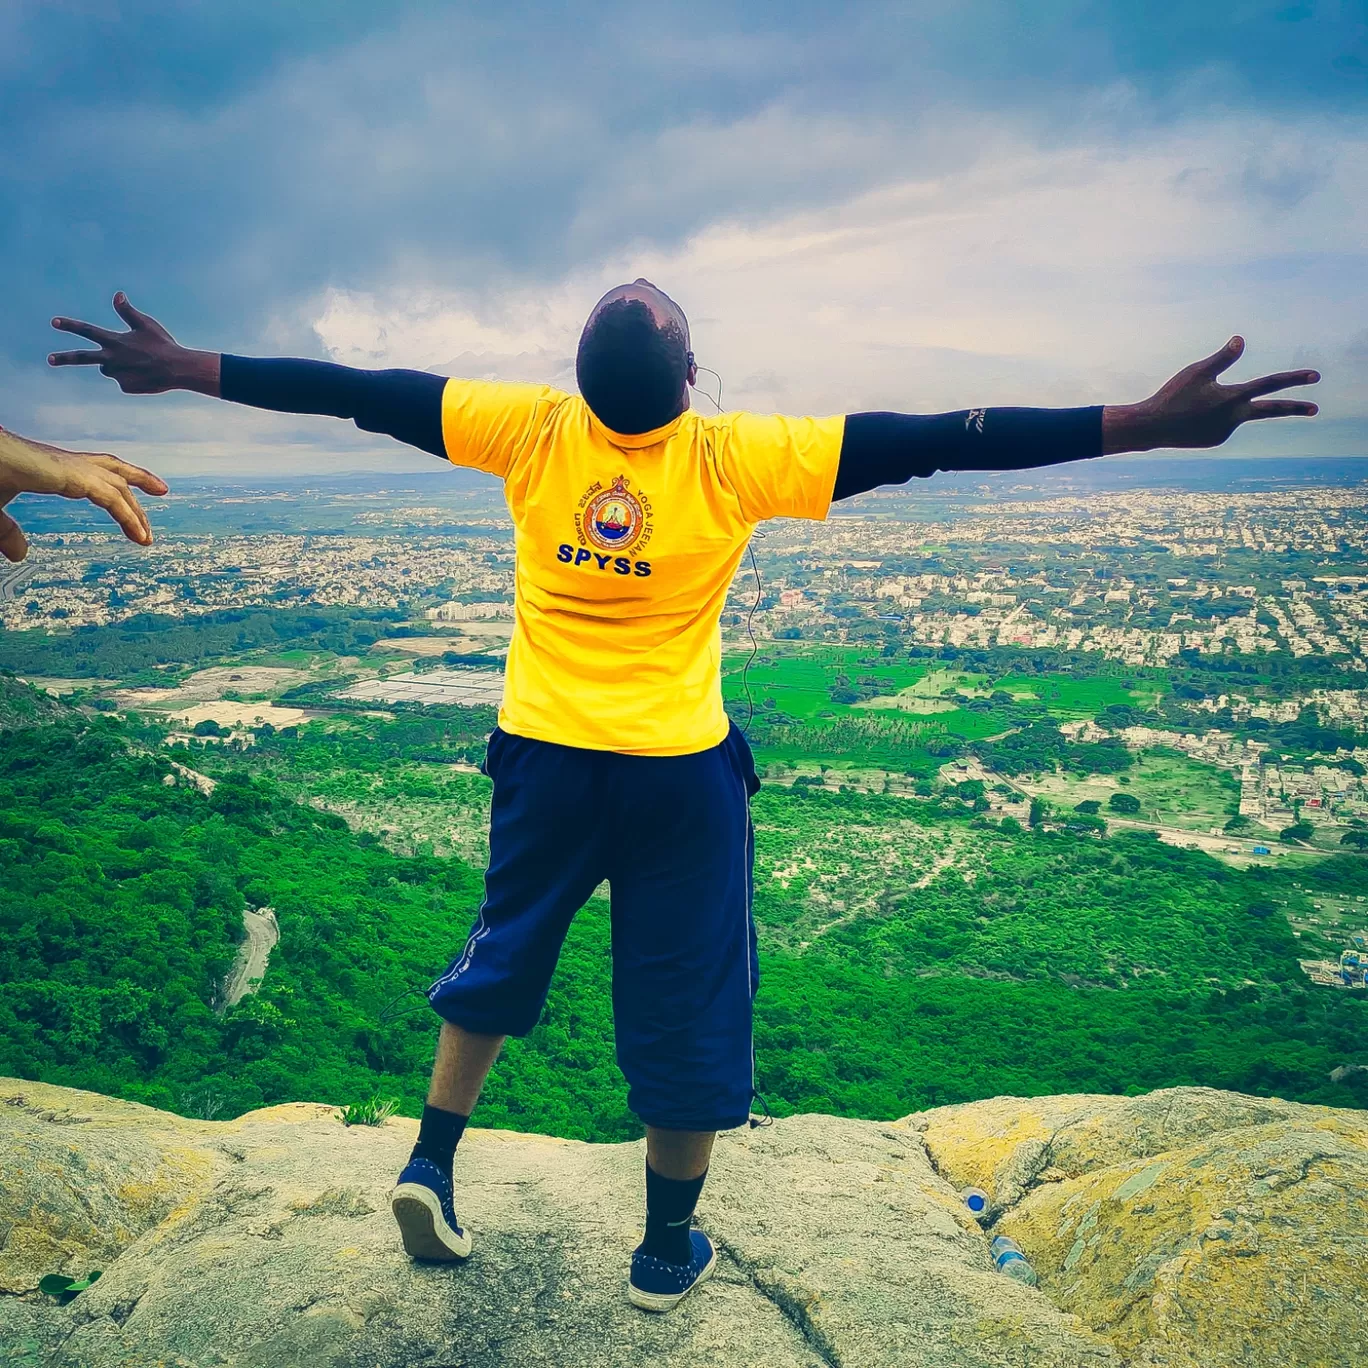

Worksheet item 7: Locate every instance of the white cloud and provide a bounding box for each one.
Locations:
[16,66,1364,473]
[308,104,1367,453]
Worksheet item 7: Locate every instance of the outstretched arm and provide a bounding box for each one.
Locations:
[0,424,167,562]
[49,294,446,458]
[833,337,1320,500]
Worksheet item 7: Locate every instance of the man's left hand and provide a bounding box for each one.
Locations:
[1103,338,1320,454]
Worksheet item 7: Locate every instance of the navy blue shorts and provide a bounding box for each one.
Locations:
[427,722,761,1132]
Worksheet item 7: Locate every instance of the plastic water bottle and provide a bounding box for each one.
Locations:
[961,1187,990,1221]
[990,1235,1039,1286]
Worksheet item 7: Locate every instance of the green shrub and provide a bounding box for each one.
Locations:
[338,1095,400,1127]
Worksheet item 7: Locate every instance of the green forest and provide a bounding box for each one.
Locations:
[3,689,1366,1143]
[0,606,404,681]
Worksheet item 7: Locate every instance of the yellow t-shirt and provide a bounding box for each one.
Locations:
[440,380,844,755]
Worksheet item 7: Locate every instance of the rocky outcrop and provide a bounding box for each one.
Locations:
[1,1079,1362,1368]
[913,1087,1368,1368]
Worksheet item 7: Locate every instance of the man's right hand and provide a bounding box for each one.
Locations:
[49,293,221,397]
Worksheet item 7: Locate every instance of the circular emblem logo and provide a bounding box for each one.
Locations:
[582,476,645,552]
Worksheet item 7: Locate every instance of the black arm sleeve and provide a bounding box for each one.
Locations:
[832,406,1104,501]
[219,355,448,459]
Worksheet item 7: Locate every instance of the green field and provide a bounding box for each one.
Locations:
[721,646,1158,772]
[722,645,929,721]
[258,648,341,669]
[1028,747,1243,832]
[723,647,1152,723]
[750,713,1003,773]
[992,672,1154,715]
[858,668,991,713]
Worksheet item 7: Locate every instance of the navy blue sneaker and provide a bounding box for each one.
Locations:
[391,1157,473,1260]
[628,1230,717,1312]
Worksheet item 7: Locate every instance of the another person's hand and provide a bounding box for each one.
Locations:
[1104,338,1320,453]
[49,292,221,396]
[0,425,168,563]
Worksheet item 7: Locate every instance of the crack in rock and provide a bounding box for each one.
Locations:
[713,1236,842,1368]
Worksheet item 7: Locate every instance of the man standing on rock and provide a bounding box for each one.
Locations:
[49,285,1318,1311]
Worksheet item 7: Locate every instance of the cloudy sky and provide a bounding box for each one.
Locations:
[4,0,1365,476]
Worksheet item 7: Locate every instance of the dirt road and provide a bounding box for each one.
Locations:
[219,907,279,1013]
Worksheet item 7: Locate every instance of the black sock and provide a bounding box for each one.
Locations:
[409,1103,469,1179]
[641,1161,708,1265]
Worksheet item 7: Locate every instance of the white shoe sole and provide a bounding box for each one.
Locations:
[628,1246,718,1313]
[391,1183,473,1261]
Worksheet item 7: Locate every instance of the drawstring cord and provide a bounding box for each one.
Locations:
[748,1089,775,1129]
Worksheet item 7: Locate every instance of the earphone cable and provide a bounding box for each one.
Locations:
[742,539,762,735]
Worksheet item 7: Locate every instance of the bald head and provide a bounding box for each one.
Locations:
[576,279,697,435]
[588,278,689,334]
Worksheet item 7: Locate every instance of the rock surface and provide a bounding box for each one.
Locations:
[0,1079,1361,1368]
[914,1086,1368,1368]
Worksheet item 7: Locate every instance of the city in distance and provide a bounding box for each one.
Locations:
[2,453,1366,1138]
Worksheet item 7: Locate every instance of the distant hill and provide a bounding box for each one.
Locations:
[0,670,60,728]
